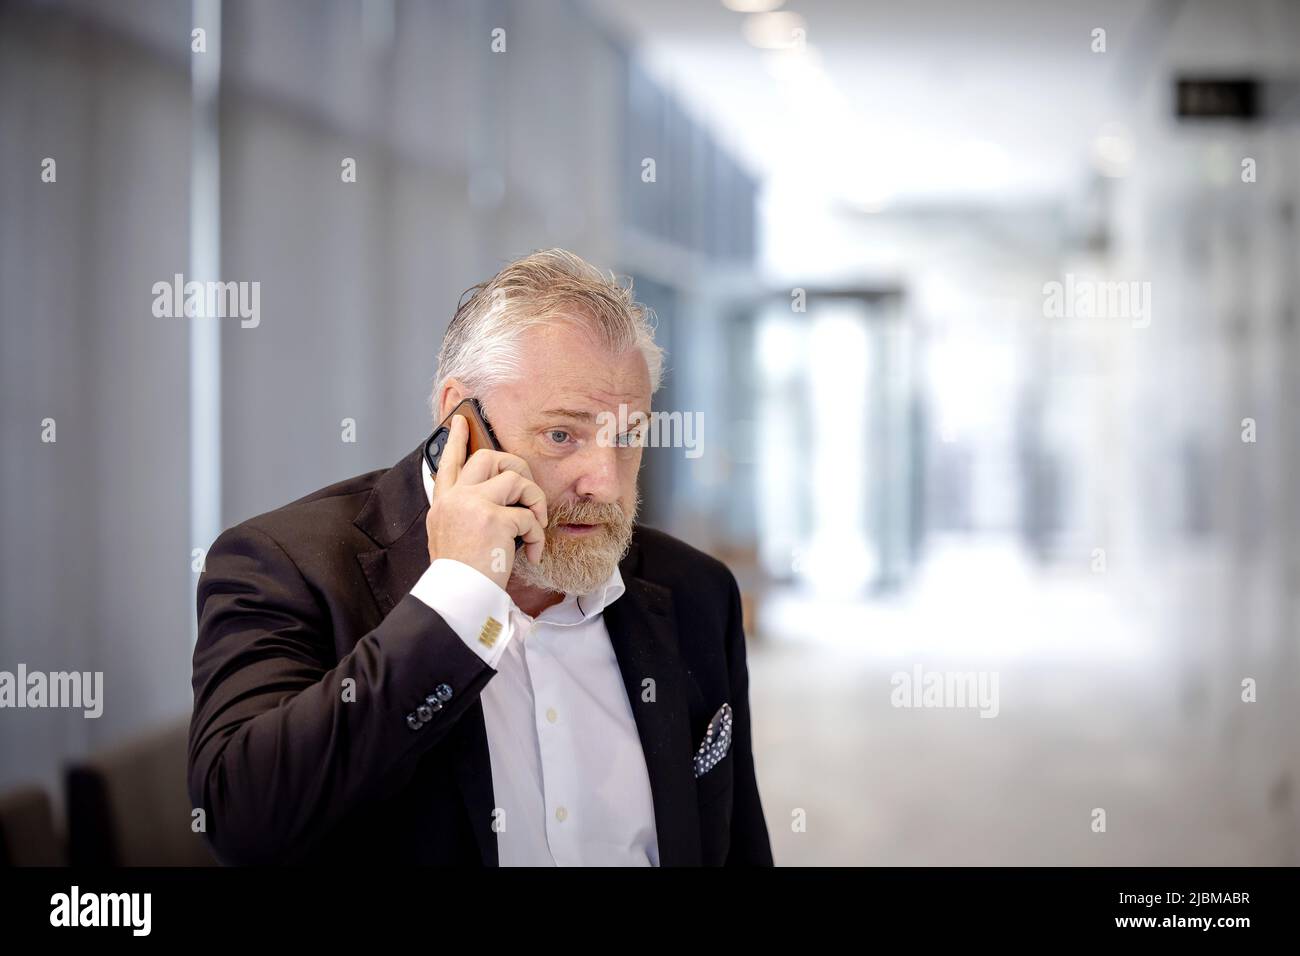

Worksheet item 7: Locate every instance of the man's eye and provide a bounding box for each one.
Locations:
[616,431,640,447]
[547,430,571,445]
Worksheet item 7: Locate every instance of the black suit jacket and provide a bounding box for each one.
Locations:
[188,444,774,866]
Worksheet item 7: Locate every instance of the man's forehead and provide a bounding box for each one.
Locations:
[525,386,651,421]
[508,325,651,411]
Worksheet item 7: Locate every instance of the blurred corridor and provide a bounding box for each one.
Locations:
[2,0,1299,864]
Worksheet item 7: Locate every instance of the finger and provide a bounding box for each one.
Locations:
[434,414,469,492]
[458,448,535,486]
[479,471,548,529]
[505,507,546,565]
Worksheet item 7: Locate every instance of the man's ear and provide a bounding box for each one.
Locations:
[437,380,468,421]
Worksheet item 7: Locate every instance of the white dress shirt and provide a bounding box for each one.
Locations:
[409,458,660,866]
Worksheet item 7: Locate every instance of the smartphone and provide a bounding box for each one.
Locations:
[423,398,527,550]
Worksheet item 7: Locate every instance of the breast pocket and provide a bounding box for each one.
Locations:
[696,749,734,865]
[695,747,734,806]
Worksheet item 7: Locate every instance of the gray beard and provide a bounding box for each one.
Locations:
[510,493,638,595]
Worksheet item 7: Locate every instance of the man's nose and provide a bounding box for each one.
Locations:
[571,442,621,501]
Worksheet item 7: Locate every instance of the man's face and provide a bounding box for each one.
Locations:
[475,321,651,594]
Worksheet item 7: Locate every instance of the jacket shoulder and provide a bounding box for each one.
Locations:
[212,465,390,556]
[630,525,738,600]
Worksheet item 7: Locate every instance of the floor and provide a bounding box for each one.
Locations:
[741,538,1295,866]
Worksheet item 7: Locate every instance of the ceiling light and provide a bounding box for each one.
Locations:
[722,0,785,12]
[743,11,807,50]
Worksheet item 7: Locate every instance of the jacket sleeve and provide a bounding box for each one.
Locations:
[187,521,493,865]
[722,569,775,865]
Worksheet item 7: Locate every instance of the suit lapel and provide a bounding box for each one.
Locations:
[604,540,704,866]
[354,445,430,618]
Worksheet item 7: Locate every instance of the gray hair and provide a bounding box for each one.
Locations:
[431,249,664,419]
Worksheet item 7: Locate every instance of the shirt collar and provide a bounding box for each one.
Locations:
[421,456,625,622]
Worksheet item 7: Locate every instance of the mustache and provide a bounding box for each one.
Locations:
[546,498,630,528]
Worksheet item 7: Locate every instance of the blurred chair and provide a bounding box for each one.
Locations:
[0,785,64,866]
[66,717,217,866]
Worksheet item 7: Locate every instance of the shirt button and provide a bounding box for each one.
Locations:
[555,806,568,822]
[546,707,558,724]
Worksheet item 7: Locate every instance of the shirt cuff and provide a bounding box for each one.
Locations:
[409,559,515,669]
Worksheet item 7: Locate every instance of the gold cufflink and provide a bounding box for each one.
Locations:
[478,616,503,648]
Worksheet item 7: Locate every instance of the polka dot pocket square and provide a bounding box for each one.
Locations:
[692,702,733,778]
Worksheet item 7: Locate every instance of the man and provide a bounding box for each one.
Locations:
[188,249,773,866]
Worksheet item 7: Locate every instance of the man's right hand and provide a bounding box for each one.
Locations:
[425,414,548,591]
